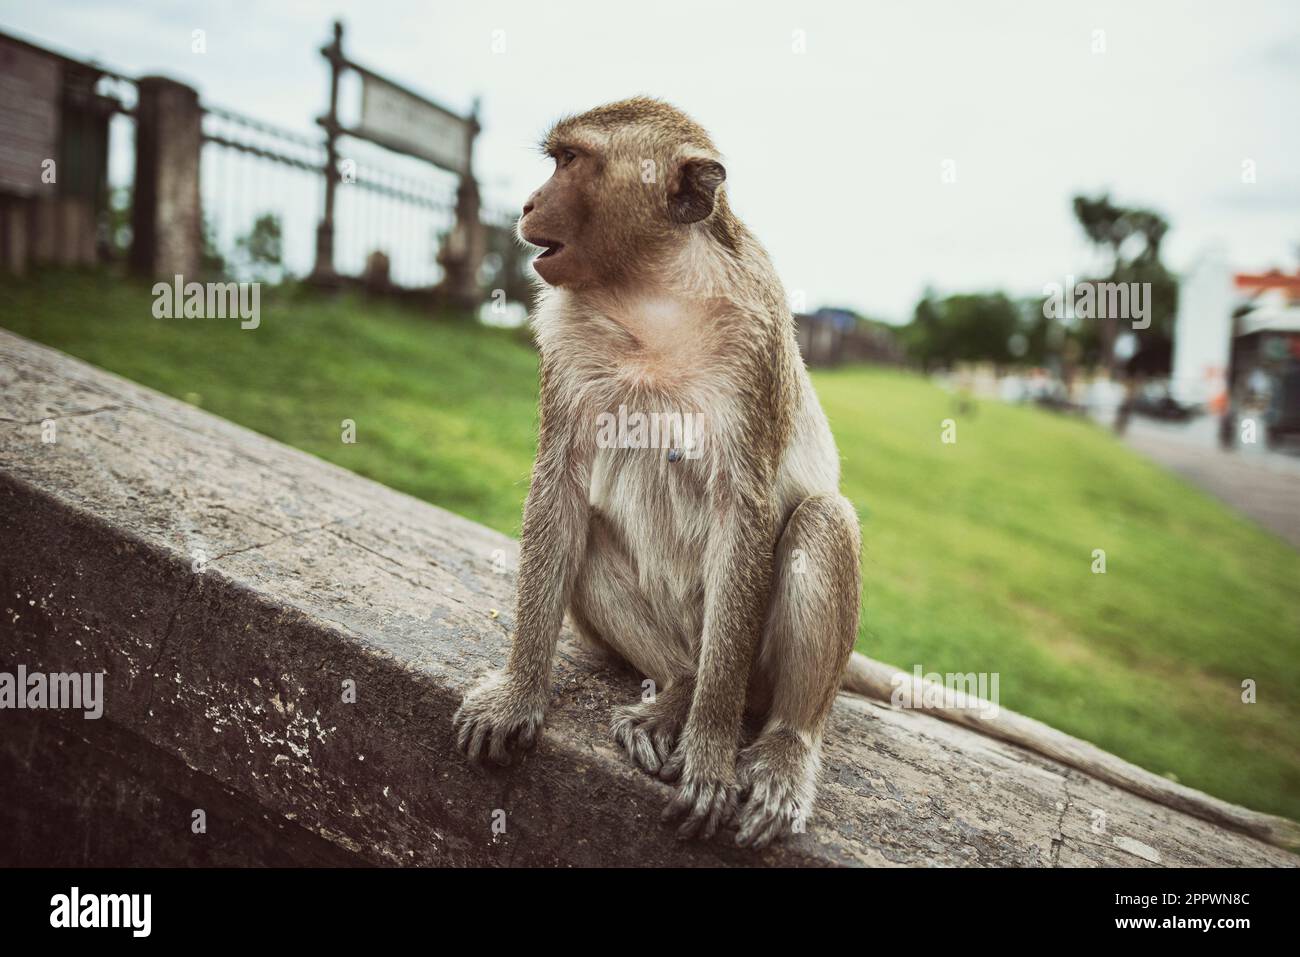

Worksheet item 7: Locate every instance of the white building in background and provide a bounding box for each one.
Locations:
[1170,246,1234,408]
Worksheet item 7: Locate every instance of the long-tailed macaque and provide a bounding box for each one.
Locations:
[453,97,860,849]
[452,97,1300,856]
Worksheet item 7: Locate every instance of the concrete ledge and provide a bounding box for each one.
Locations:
[0,328,1294,867]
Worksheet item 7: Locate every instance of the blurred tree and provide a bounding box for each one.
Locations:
[235,213,284,282]
[901,291,1023,369]
[1071,193,1178,373]
[943,293,1022,364]
[1015,297,1057,366]
[200,214,226,279]
[903,290,943,370]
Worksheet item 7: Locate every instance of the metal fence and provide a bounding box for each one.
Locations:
[2,26,517,296]
[200,104,469,288]
[199,106,324,282]
[202,99,526,290]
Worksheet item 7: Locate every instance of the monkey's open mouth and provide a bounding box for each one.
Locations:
[534,239,565,260]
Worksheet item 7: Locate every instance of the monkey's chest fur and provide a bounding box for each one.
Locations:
[540,296,836,684]
[577,382,720,679]
[541,303,729,677]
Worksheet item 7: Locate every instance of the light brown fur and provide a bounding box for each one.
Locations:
[452,97,862,847]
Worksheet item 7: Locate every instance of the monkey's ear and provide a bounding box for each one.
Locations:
[668,158,726,224]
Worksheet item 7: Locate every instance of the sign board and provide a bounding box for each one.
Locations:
[356,73,470,175]
[0,36,60,196]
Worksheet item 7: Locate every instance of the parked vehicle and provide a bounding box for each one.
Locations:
[1129,384,1198,422]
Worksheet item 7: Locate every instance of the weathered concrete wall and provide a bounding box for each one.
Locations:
[0,328,1294,867]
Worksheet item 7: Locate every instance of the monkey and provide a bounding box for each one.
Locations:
[452,96,1300,855]
[452,97,862,848]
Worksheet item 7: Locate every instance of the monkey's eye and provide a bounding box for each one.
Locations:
[558,148,577,168]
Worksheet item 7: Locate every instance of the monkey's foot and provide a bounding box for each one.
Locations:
[452,671,546,766]
[660,762,739,841]
[610,689,689,775]
[735,727,819,849]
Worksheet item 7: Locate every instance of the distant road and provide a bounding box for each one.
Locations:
[1121,416,1300,551]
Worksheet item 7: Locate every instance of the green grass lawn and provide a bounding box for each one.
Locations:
[4,270,1298,822]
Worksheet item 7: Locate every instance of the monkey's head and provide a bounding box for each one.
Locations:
[518,97,729,289]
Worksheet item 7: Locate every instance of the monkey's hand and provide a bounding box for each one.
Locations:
[610,680,692,775]
[452,671,547,766]
[658,733,740,841]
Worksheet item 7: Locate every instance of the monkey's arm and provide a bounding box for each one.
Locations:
[506,398,591,688]
[661,476,776,838]
[453,360,591,763]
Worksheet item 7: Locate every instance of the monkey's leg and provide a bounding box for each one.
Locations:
[658,484,779,841]
[735,493,860,849]
[570,517,697,774]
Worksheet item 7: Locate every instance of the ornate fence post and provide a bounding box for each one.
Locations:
[311,20,344,286]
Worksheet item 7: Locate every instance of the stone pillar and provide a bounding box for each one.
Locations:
[438,176,486,307]
[437,102,486,308]
[130,76,202,279]
[0,197,31,276]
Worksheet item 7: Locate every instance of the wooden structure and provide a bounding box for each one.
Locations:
[0,29,125,275]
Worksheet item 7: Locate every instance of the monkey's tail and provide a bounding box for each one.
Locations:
[839,651,1300,852]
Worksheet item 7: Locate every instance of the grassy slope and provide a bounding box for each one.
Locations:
[2,273,540,534]
[3,271,1297,821]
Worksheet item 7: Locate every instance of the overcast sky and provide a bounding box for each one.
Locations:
[4,0,1297,321]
